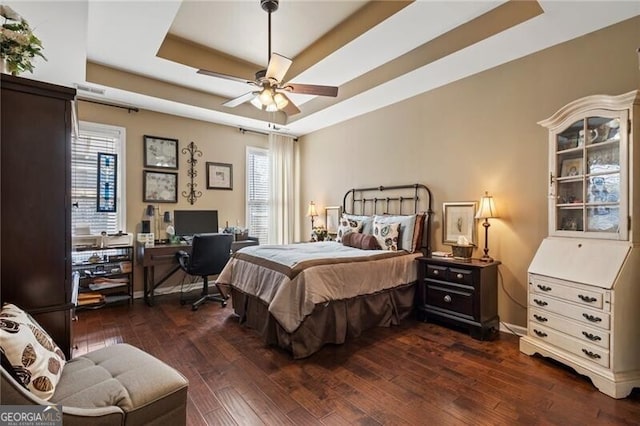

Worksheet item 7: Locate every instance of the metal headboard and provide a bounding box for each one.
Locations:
[342,183,433,255]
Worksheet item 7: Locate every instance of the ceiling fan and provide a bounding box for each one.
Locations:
[197,0,339,116]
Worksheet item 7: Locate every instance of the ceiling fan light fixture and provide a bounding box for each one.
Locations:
[250,95,263,110]
[265,103,278,112]
[258,88,274,106]
[273,92,288,109]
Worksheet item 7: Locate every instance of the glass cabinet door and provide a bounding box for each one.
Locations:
[552,112,627,239]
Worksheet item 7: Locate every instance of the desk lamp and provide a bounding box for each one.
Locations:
[475,191,499,262]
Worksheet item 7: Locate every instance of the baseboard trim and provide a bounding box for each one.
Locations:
[500,322,527,336]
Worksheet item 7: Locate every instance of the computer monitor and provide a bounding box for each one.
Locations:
[173,210,219,237]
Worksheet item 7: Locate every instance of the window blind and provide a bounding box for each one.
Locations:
[72,123,125,235]
[246,147,269,244]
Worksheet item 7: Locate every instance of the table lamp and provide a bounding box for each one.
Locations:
[475,191,499,262]
[307,201,318,231]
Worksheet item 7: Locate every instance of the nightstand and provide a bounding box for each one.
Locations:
[416,257,500,340]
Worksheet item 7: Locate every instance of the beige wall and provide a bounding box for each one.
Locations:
[77,105,267,292]
[298,17,640,326]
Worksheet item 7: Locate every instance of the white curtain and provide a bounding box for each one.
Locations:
[268,133,297,244]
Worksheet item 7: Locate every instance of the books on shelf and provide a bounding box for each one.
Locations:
[432,251,453,258]
[77,292,105,306]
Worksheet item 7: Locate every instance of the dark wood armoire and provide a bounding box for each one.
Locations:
[1,74,76,358]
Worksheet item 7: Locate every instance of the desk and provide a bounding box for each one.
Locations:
[138,239,258,306]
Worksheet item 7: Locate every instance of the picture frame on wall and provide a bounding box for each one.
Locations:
[143,170,178,203]
[143,135,179,169]
[325,206,342,235]
[442,202,477,245]
[206,162,233,190]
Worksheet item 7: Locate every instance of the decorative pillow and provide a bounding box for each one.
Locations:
[373,221,400,251]
[342,232,380,250]
[0,303,66,400]
[336,217,363,242]
[343,214,374,235]
[412,212,426,253]
[373,214,416,251]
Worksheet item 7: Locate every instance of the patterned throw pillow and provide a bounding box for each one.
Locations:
[373,221,400,251]
[0,303,66,400]
[336,217,363,243]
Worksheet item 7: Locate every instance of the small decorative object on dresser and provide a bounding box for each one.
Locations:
[416,256,500,340]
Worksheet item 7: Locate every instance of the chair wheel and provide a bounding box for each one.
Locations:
[180,300,186,306]
[191,305,198,311]
[221,301,227,307]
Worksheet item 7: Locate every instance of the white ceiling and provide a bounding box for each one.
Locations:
[11,1,640,137]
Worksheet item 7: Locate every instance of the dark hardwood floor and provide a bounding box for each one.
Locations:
[73,295,640,425]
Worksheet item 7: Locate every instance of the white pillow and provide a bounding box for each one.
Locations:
[373,221,400,251]
[342,213,374,235]
[336,217,363,242]
[373,214,416,251]
[0,303,66,401]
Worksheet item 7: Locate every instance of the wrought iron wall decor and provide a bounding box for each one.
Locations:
[97,152,117,212]
[181,141,202,205]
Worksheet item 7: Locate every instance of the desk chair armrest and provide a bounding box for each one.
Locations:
[175,250,190,271]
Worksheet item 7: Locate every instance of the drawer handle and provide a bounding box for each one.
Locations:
[581,349,601,360]
[533,299,548,307]
[582,331,602,342]
[443,295,452,303]
[456,273,463,279]
[533,329,547,338]
[537,284,552,292]
[582,313,602,323]
[578,294,597,303]
[433,270,439,276]
[533,314,548,322]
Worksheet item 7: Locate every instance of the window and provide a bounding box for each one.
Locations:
[246,147,269,244]
[72,122,126,235]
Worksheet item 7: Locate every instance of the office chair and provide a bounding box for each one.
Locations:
[175,233,233,311]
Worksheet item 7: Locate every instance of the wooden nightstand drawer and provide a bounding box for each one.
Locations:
[426,283,474,318]
[425,264,447,279]
[448,267,474,286]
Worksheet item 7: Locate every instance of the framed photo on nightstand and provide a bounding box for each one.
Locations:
[443,202,477,246]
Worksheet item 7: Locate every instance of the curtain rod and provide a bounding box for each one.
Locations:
[238,127,298,141]
[77,97,139,113]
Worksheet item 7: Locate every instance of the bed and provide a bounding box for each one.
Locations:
[217,183,433,358]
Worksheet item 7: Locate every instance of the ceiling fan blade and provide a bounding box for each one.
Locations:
[197,69,253,85]
[265,53,292,83]
[284,83,338,97]
[278,92,301,116]
[223,91,257,108]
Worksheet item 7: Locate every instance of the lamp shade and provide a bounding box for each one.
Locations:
[307,201,318,217]
[475,192,498,219]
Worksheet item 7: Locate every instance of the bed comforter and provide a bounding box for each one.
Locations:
[216,241,421,333]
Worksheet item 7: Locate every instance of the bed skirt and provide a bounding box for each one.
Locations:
[229,282,416,359]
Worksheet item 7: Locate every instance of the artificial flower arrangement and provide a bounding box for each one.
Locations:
[0,4,45,74]
[312,226,328,241]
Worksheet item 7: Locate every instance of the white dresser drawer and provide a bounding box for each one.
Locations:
[529,308,610,349]
[529,294,610,330]
[528,322,610,368]
[529,275,607,310]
